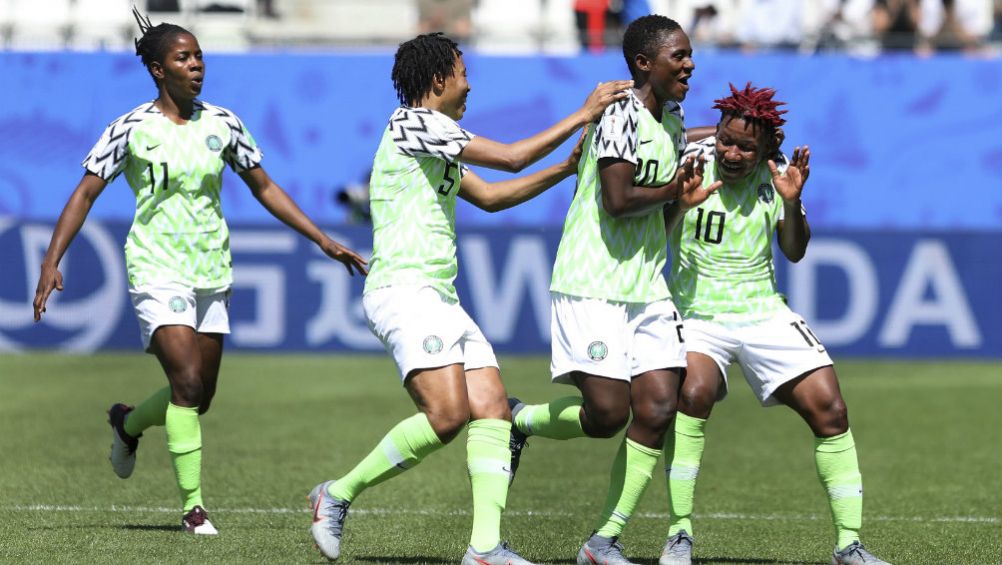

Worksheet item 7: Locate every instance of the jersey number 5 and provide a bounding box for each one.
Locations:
[694,208,725,244]
[148,162,169,194]
[438,162,457,196]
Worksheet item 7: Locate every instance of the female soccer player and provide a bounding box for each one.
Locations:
[307,33,632,565]
[659,83,890,565]
[506,15,718,565]
[32,9,367,535]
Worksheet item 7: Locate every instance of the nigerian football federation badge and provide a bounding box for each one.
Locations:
[168,296,187,313]
[206,135,223,152]
[587,341,608,361]
[757,183,774,203]
[423,335,444,355]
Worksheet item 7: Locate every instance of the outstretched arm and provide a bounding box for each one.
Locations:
[459,80,633,172]
[240,166,368,275]
[774,146,812,262]
[33,172,108,321]
[459,128,585,212]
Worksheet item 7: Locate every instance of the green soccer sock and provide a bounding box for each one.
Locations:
[467,419,512,552]
[165,403,203,512]
[665,412,706,536]
[328,412,444,503]
[594,437,661,538]
[513,396,586,440]
[816,429,863,551]
[124,386,170,438]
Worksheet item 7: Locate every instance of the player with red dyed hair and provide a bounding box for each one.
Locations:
[658,83,891,565]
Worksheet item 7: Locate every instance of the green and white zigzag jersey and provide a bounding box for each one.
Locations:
[551,91,686,303]
[669,136,798,325]
[363,107,474,302]
[82,100,262,288]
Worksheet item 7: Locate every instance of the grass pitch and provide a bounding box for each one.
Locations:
[0,354,999,565]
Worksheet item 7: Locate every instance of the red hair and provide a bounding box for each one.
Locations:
[712,82,787,128]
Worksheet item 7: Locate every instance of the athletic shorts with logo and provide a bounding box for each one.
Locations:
[684,307,834,406]
[363,285,499,382]
[129,282,231,351]
[550,292,687,384]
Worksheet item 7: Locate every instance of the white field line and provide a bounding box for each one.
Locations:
[4,505,998,524]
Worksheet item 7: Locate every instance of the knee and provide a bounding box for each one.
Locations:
[813,397,849,437]
[425,405,471,444]
[633,396,677,434]
[170,371,204,407]
[584,403,630,438]
[678,381,717,418]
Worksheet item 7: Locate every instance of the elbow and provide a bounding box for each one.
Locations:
[601,197,628,219]
[499,150,530,173]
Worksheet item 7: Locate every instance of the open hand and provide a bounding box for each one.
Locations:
[320,238,369,276]
[565,126,589,170]
[676,156,723,211]
[769,145,810,203]
[33,263,64,322]
[580,80,634,122]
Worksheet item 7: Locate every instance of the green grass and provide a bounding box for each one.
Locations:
[0,354,1000,565]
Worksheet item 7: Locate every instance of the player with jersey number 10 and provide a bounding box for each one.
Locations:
[31,7,367,536]
[659,83,891,565]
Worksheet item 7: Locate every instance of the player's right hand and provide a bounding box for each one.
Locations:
[676,156,722,211]
[580,80,634,123]
[33,264,64,322]
[320,238,369,276]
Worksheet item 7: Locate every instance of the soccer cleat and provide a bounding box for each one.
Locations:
[181,506,218,535]
[658,530,694,565]
[831,541,892,565]
[309,480,351,561]
[107,403,140,479]
[577,535,640,565]
[507,397,529,485]
[461,541,536,565]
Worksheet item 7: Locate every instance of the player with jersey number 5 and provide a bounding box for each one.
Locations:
[505,15,721,565]
[31,8,368,535]
[307,32,632,565]
[658,83,891,565]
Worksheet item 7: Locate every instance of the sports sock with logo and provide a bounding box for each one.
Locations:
[816,429,863,550]
[165,402,203,511]
[664,412,706,536]
[328,412,444,502]
[467,419,512,552]
[512,396,585,440]
[594,437,660,538]
[124,386,171,438]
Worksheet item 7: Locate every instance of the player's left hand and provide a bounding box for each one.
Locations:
[769,145,810,203]
[565,126,588,170]
[320,238,369,276]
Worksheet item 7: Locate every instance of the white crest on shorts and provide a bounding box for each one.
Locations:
[587,340,608,361]
[422,335,443,354]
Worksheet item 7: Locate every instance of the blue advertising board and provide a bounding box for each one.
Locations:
[1,219,998,357]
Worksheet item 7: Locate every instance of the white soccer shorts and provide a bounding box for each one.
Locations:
[129,282,231,351]
[363,285,499,383]
[684,307,834,406]
[550,292,687,384]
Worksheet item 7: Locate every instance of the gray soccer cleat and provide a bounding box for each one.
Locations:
[461,541,536,565]
[577,535,640,565]
[659,530,694,565]
[107,403,140,479]
[309,480,351,561]
[181,505,218,535]
[507,397,529,485]
[831,541,892,565]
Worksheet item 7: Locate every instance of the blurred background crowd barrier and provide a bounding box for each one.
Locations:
[0,1,999,356]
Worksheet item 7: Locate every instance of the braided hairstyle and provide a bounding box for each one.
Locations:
[132,6,192,86]
[391,33,462,107]
[622,15,682,79]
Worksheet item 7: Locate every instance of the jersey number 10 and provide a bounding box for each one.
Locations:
[693,208,725,244]
[148,162,169,194]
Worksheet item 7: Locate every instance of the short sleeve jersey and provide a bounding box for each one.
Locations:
[668,137,798,325]
[82,100,262,288]
[363,107,474,302]
[550,91,686,303]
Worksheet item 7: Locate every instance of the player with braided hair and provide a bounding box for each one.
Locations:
[658,83,891,565]
[307,32,632,565]
[32,7,367,534]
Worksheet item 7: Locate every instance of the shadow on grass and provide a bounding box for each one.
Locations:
[548,558,816,565]
[120,524,183,531]
[356,557,453,564]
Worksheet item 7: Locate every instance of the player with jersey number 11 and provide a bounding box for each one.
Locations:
[659,83,891,565]
[32,7,367,536]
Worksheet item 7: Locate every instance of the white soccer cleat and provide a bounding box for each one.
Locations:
[659,530,693,565]
[310,480,350,561]
[462,541,537,565]
[107,403,139,479]
[831,541,891,565]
